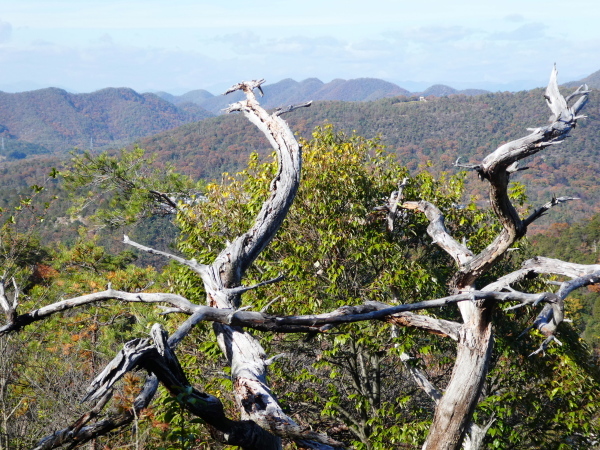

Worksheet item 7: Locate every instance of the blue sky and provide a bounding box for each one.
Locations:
[0,0,598,94]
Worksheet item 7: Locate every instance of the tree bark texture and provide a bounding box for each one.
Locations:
[420,67,589,450]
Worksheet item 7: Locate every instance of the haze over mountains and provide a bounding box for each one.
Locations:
[564,69,600,89]
[155,77,490,115]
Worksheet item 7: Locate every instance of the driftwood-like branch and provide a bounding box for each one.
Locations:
[123,235,207,275]
[33,391,113,449]
[487,256,600,293]
[525,271,600,354]
[448,66,589,290]
[365,301,461,340]
[224,79,266,97]
[385,177,409,232]
[35,308,219,449]
[34,376,159,450]
[0,276,18,323]
[419,66,589,450]
[147,188,179,211]
[400,353,443,404]
[482,66,587,174]
[2,287,560,338]
[274,101,313,116]
[401,200,473,266]
[83,322,345,449]
[523,195,579,227]
[522,256,600,279]
[491,256,600,355]
[0,289,198,336]
[204,81,344,450]
[453,156,481,172]
[218,80,304,285]
[463,414,496,450]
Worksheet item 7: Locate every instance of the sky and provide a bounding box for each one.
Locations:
[0,0,598,95]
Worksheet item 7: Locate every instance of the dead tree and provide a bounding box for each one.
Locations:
[0,68,597,450]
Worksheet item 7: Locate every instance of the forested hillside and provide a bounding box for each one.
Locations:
[0,82,597,234]
[0,87,213,157]
[135,87,600,227]
[564,69,600,89]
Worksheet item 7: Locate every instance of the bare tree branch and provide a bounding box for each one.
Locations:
[34,375,159,450]
[523,195,579,227]
[2,287,571,339]
[0,289,198,336]
[274,101,313,116]
[401,201,473,266]
[83,321,346,449]
[463,414,496,450]
[421,66,589,450]
[386,177,409,232]
[400,353,443,404]
[449,66,589,290]
[123,235,207,275]
[522,256,600,279]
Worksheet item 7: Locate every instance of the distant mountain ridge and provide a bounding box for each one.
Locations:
[156,77,490,115]
[2,68,598,161]
[564,69,600,89]
[0,87,213,156]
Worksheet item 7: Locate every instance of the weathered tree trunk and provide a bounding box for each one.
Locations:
[419,67,589,449]
[423,303,493,449]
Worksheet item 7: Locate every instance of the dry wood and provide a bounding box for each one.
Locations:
[7,68,598,450]
[1,287,554,338]
[415,67,591,450]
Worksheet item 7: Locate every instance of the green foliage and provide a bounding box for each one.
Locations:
[0,182,167,448]
[61,146,204,228]
[3,119,599,449]
[170,124,600,448]
[173,124,502,448]
[154,386,207,450]
[479,315,600,449]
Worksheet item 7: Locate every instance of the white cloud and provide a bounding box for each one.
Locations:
[0,19,12,44]
[387,26,476,44]
[214,30,262,47]
[490,23,548,41]
[1,1,599,94]
[504,13,526,22]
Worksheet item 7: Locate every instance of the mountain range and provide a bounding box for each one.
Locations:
[0,87,213,156]
[564,69,600,89]
[0,70,597,227]
[155,77,490,115]
[0,77,495,157]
